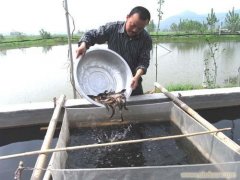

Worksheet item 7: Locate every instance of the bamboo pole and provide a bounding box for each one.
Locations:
[64,0,77,99]
[31,95,66,180]
[0,127,230,161]
[154,82,240,151]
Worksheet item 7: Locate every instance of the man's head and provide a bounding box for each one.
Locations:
[125,6,151,37]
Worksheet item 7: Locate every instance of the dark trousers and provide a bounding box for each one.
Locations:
[131,78,143,96]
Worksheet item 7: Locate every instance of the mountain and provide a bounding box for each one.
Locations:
[160,9,240,30]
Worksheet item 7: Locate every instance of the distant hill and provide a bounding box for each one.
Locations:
[160,9,240,30]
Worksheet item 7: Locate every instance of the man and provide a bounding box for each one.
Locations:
[76,6,152,96]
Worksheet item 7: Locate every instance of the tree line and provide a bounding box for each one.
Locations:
[1,6,240,40]
[146,7,240,34]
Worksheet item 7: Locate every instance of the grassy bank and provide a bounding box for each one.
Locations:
[0,35,80,50]
[145,83,239,93]
[166,84,204,91]
[151,33,240,43]
[1,33,240,50]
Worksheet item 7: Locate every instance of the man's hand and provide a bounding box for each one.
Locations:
[76,42,87,59]
[131,76,139,90]
[131,68,144,90]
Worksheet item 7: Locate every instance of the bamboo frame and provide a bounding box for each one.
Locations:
[31,95,66,180]
[154,82,240,153]
[0,127,230,161]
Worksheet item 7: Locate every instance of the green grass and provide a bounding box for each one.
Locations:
[145,84,204,94]
[0,35,80,50]
[145,83,240,94]
[166,84,204,91]
[1,33,240,50]
[151,33,240,43]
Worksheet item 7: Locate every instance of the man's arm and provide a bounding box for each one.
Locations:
[131,34,152,89]
[131,68,144,90]
[76,23,114,58]
[135,35,152,75]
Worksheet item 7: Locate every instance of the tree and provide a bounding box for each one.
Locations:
[146,20,156,32]
[170,23,178,32]
[206,8,218,33]
[39,29,51,39]
[225,7,240,32]
[0,34,4,41]
[177,19,207,33]
[156,0,164,33]
[10,31,24,36]
[10,31,25,39]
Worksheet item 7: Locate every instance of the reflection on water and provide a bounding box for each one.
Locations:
[0,45,75,106]
[168,42,206,52]
[42,45,52,53]
[0,49,7,56]
[222,42,237,60]
[143,41,240,91]
[224,75,240,87]
[0,42,240,105]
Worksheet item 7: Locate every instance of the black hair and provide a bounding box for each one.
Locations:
[129,6,151,21]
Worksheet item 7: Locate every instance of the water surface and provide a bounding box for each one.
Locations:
[0,126,58,180]
[66,121,208,168]
[0,42,240,106]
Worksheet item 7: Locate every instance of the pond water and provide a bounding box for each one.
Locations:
[0,42,240,106]
[0,126,58,180]
[198,106,240,145]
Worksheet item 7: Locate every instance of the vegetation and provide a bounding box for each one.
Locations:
[0,34,80,50]
[151,33,240,44]
[1,6,240,50]
[146,82,239,93]
[170,19,207,33]
[1,32,240,50]
[147,6,240,34]
[146,20,156,32]
[0,9,238,92]
[166,84,204,91]
[39,29,52,39]
[225,7,240,32]
[0,34,4,40]
[156,0,164,32]
[147,84,213,94]
[202,39,221,88]
[206,8,218,32]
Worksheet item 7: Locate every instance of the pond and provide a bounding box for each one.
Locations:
[0,42,240,106]
[198,106,240,145]
[0,125,58,180]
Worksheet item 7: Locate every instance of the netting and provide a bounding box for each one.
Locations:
[50,162,240,180]
[45,102,240,180]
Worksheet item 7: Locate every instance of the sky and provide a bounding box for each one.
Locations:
[0,0,240,35]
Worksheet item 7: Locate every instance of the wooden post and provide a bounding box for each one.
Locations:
[31,95,66,180]
[154,82,240,152]
[64,0,77,99]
